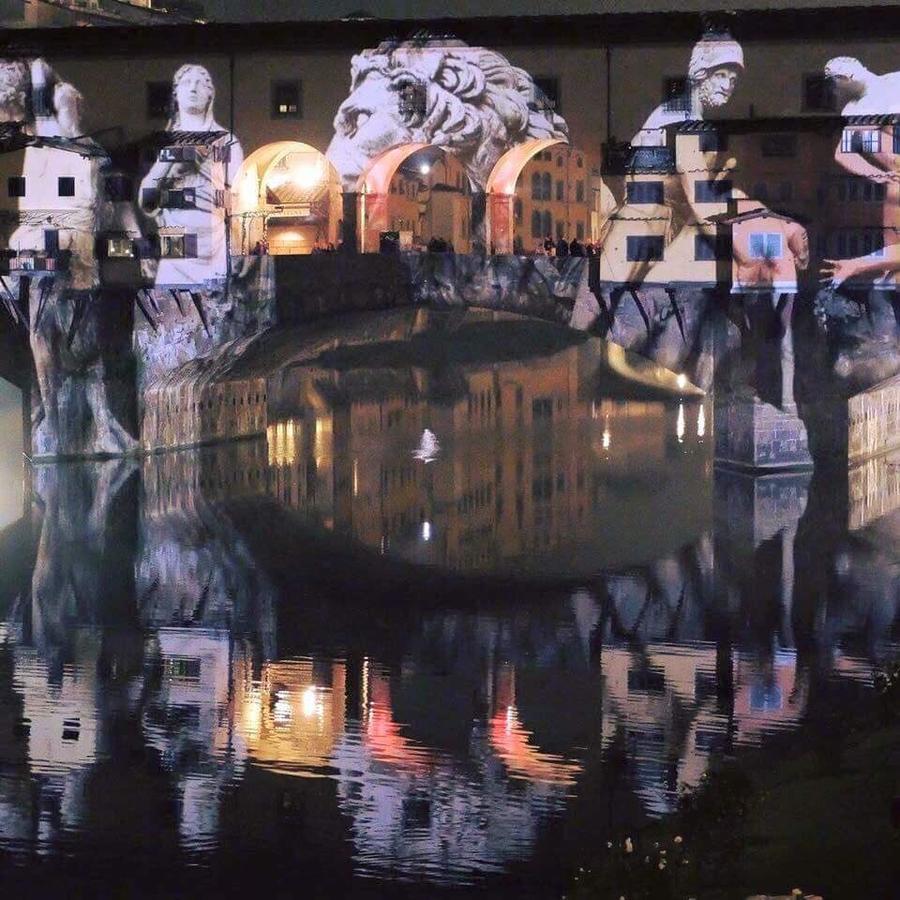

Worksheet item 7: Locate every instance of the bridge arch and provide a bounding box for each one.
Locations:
[232,141,342,255]
[354,143,472,253]
[485,138,568,254]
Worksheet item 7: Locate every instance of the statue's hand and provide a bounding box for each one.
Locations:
[820,258,854,288]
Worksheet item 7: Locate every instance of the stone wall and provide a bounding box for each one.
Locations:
[714,398,813,470]
[847,374,900,465]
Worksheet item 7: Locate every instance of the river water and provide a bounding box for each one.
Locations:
[0,314,897,896]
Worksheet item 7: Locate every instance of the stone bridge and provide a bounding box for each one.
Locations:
[0,251,899,474]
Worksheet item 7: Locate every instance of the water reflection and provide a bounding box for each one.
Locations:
[0,329,899,892]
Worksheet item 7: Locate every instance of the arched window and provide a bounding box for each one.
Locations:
[531,172,541,200]
[541,210,552,236]
[541,172,551,200]
[531,209,542,238]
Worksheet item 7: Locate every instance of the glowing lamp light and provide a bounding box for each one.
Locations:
[676,403,686,444]
[697,405,706,439]
[419,163,431,175]
[676,373,687,391]
[422,520,432,542]
[602,428,611,451]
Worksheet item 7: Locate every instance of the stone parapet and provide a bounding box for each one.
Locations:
[714,397,813,470]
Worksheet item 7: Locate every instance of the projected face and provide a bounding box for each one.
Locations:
[698,66,739,110]
[174,65,213,118]
[0,60,29,122]
[326,42,569,191]
[330,68,412,188]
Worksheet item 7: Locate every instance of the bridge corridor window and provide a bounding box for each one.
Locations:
[57,177,75,197]
[626,235,664,262]
[695,179,732,202]
[841,128,880,154]
[749,232,783,260]
[271,80,302,118]
[106,236,135,258]
[626,181,665,205]
[7,176,25,198]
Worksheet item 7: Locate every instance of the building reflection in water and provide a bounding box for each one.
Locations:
[0,323,898,887]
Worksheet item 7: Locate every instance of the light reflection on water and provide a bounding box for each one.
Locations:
[0,321,898,893]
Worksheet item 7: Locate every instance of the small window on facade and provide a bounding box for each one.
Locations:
[147,81,171,119]
[626,235,664,262]
[761,134,797,157]
[556,155,563,168]
[694,233,732,261]
[541,172,551,200]
[7,176,25,198]
[58,176,75,197]
[841,128,880,153]
[104,175,133,202]
[749,232,783,259]
[533,76,560,113]
[576,156,583,168]
[555,220,565,240]
[531,172,541,200]
[576,221,584,240]
[271,80,301,118]
[699,130,727,152]
[695,179,732,202]
[531,209,542,238]
[161,234,186,258]
[556,180,564,201]
[663,76,689,112]
[803,74,836,112]
[626,180,665,204]
[398,82,427,121]
[107,236,135,258]
[576,180,585,202]
[541,209,552,236]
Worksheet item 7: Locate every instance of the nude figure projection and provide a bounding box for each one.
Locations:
[820,57,900,288]
[139,64,243,287]
[326,39,569,193]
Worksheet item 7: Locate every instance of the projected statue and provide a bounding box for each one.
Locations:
[326,39,569,192]
[0,58,137,457]
[818,57,900,288]
[632,32,744,147]
[139,64,243,286]
[600,32,745,286]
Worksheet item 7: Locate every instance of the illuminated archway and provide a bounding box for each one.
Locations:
[354,144,472,253]
[233,141,342,255]
[485,138,568,254]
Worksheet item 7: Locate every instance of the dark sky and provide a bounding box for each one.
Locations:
[201,0,885,20]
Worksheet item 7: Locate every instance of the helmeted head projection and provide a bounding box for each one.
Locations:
[689,33,744,111]
[326,39,569,192]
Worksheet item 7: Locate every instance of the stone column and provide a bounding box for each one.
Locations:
[713,291,814,470]
[340,191,359,254]
[487,192,515,255]
[470,191,488,252]
[361,191,389,254]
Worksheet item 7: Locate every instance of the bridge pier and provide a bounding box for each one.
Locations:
[714,291,814,471]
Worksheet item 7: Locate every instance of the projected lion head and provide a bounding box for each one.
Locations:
[326,39,569,191]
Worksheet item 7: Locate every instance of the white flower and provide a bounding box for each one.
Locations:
[624,837,633,854]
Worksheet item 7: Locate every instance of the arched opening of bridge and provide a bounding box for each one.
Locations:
[485,138,568,255]
[232,142,342,255]
[354,144,471,253]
